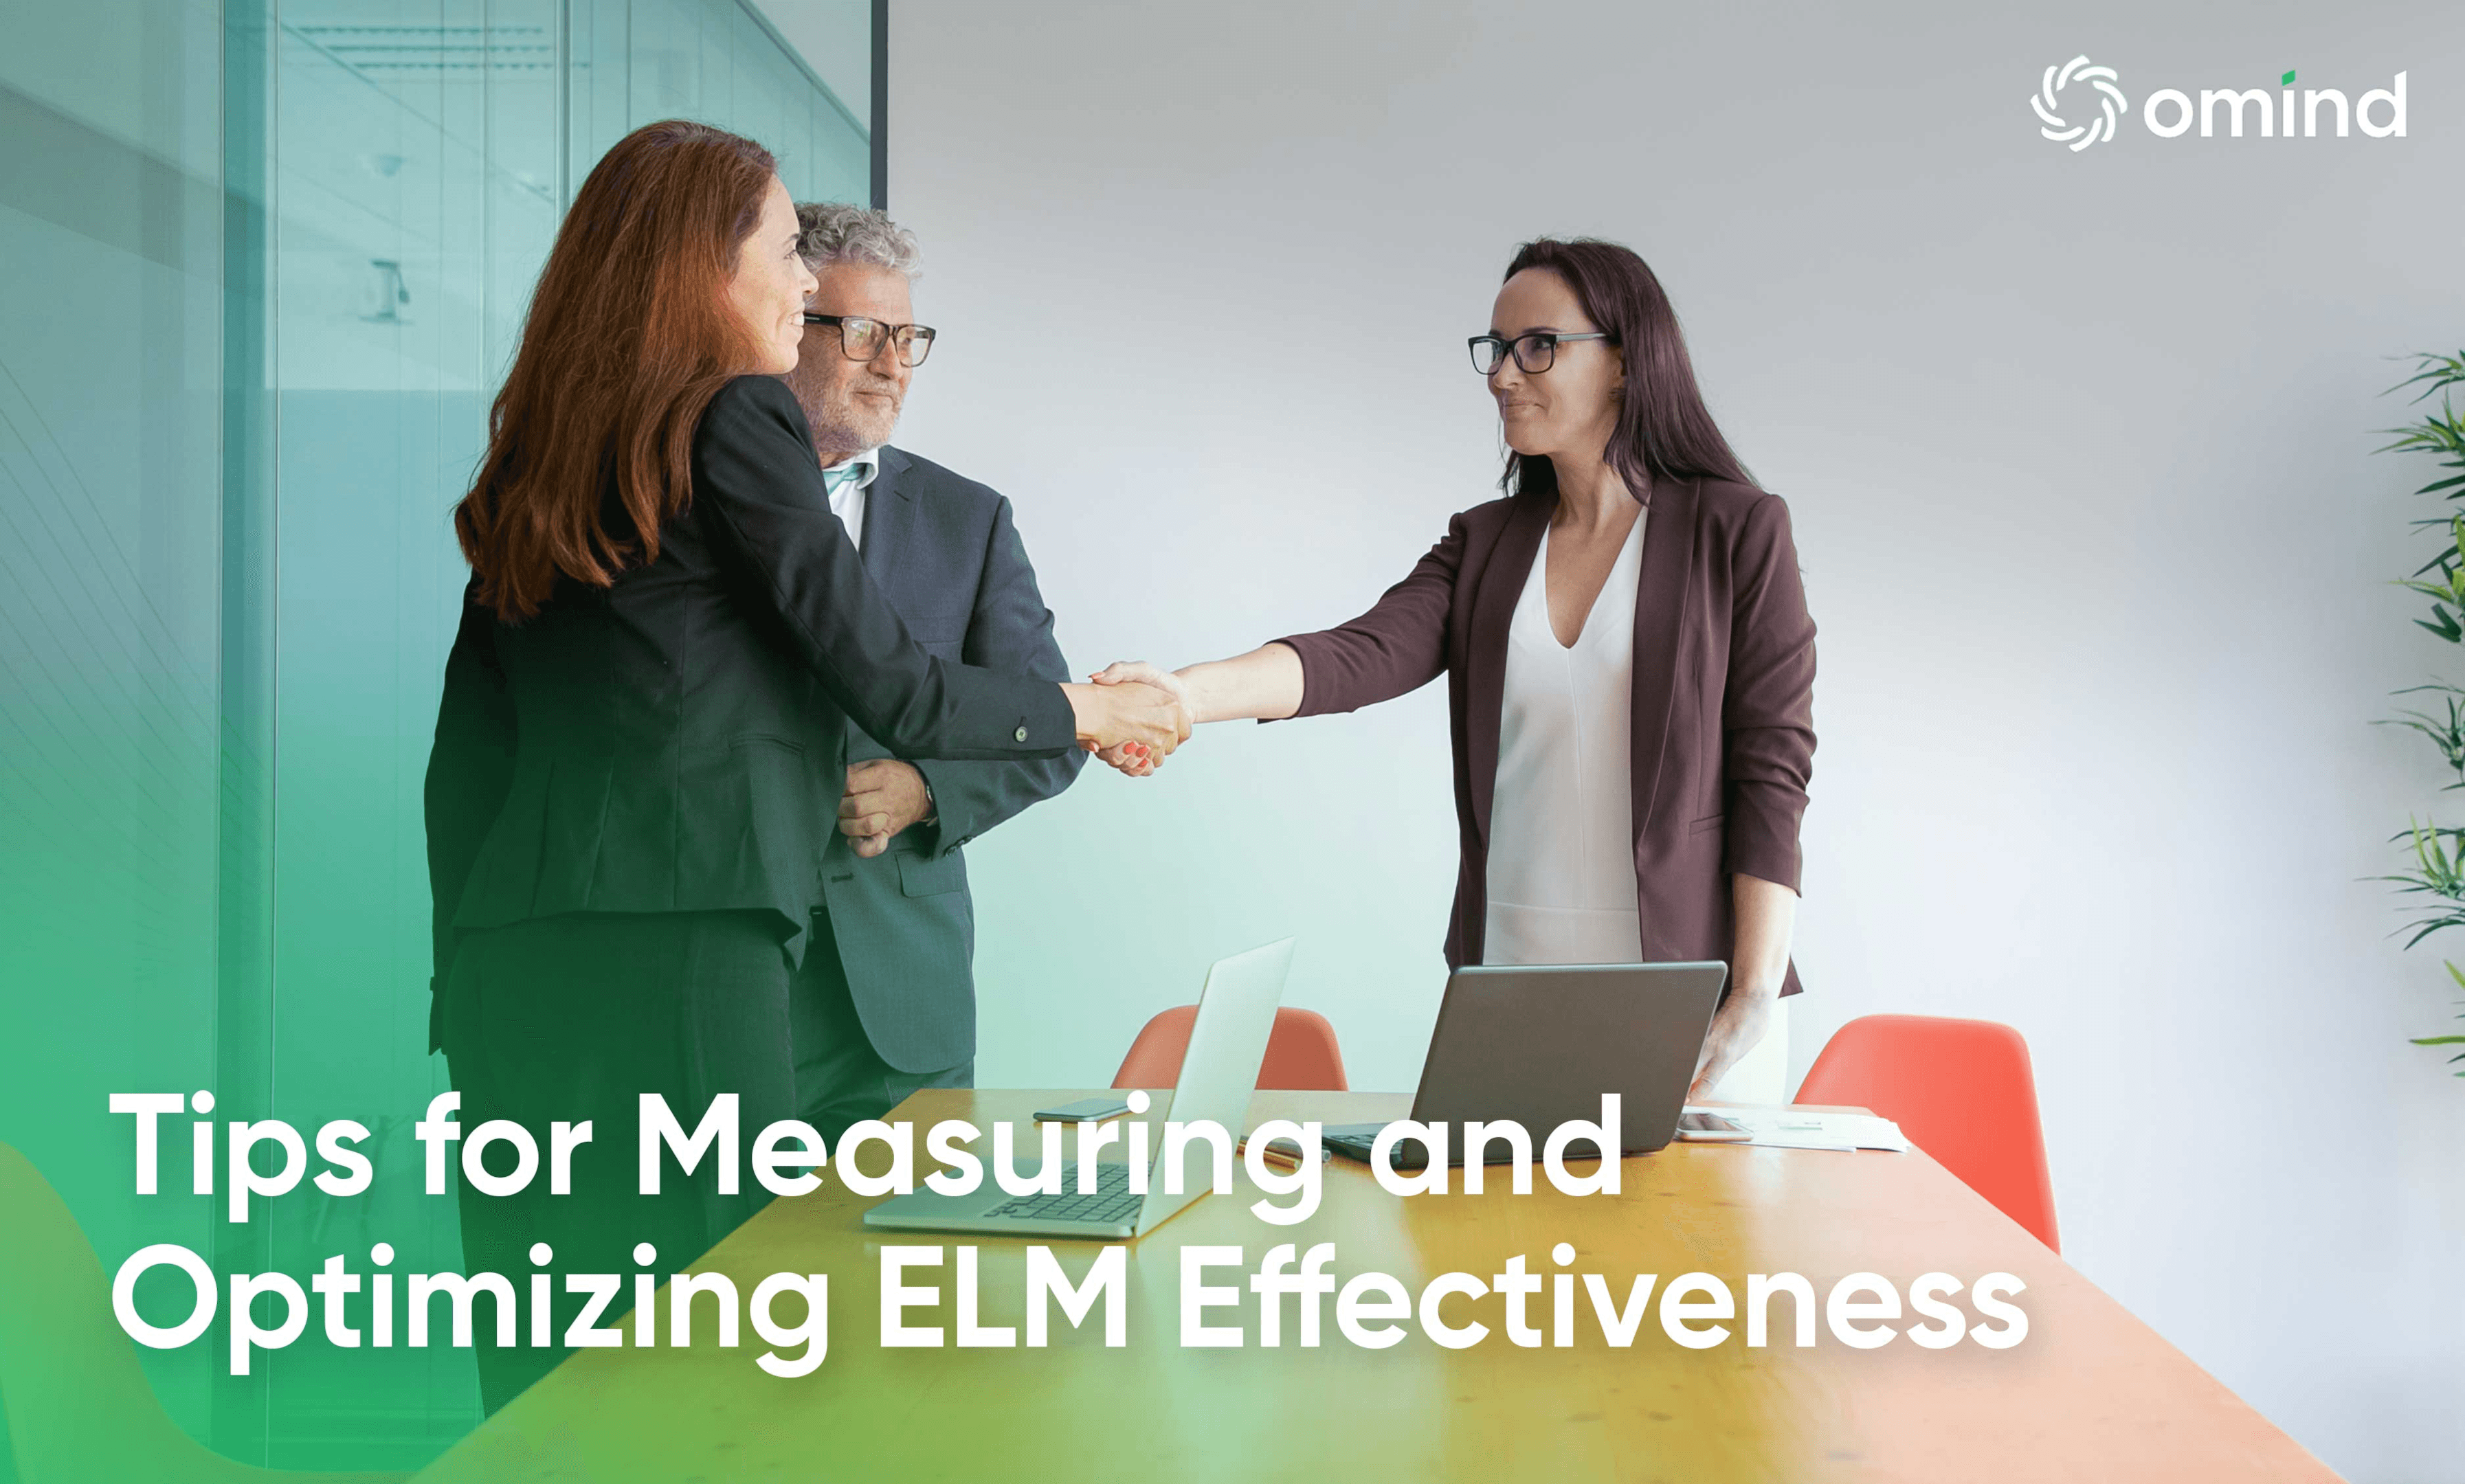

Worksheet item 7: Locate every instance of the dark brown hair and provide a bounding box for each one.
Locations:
[1498,236,1754,506]
[455,120,777,620]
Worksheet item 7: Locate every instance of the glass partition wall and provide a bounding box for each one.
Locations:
[0,0,876,1469]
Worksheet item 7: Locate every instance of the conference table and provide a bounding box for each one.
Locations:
[414,1089,2340,1483]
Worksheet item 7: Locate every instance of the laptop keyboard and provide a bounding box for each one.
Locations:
[983,1162,1144,1226]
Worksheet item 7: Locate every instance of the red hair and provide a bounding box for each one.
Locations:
[456,120,777,620]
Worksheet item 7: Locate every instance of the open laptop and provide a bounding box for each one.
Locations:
[1322,960,1728,1169]
[862,936,1293,1240]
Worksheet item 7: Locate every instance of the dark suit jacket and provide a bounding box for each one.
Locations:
[816,447,1085,1073]
[1275,475,1816,993]
[422,376,1076,1048]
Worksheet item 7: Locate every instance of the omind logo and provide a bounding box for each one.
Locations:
[2033,56,2128,153]
[2032,56,2409,150]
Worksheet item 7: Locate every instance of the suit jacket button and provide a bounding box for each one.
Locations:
[1013,725,1028,742]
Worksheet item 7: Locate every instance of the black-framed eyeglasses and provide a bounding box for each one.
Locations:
[1468,331,1611,376]
[802,312,937,368]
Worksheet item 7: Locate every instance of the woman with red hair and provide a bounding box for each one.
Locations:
[426,119,1182,1410]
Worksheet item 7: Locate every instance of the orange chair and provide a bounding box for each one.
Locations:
[1792,1014,2060,1252]
[1111,1007,1349,1090]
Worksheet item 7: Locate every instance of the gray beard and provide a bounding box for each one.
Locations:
[806,392,896,458]
[807,416,874,457]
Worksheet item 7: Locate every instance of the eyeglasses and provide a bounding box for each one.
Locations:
[802,312,937,368]
[1467,331,1612,376]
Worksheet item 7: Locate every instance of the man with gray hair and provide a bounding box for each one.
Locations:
[781,201,1086,1140]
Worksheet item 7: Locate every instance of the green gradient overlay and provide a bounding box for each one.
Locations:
[0,0,873,1472]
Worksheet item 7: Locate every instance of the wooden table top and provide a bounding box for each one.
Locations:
[415,1089,2339,1483]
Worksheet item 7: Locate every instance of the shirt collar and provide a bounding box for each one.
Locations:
[820,446,882,493]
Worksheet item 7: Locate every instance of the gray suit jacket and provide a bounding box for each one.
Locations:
[816,446,1086,1072]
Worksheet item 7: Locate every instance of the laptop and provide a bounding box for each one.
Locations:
[862,936,1293,1240]
[1322,960,1728,1169]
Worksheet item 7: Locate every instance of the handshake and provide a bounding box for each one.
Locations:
[841,660,1193,857]
[1055,661,1199,777]
[1078,660,1191,778]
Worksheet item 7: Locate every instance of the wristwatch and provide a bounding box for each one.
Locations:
[917,776,937,828]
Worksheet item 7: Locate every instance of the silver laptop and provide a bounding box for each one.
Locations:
[1322,960,1728,1169]
[862,937,1294,1240]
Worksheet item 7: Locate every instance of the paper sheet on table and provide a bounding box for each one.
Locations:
[1682,1105,1910,1152]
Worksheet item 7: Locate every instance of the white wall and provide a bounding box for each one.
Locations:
[781,2,2464,1476]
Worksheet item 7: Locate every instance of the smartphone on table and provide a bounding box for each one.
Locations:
[1674,1110,1753,1141]
[1031,1095,1135,1123]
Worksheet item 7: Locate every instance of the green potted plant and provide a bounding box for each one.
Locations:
[2375,350,2465,1073]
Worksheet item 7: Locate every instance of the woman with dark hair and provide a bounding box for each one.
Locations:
[426,118,1183,1410]
[1095,237,1815,1101]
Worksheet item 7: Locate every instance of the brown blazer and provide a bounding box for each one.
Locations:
[1274,475,1816,994]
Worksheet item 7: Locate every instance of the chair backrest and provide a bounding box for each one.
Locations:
[1793,1014,2060,1252]
[1111,1006,1348,1091]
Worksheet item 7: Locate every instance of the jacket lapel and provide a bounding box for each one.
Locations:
[1627,476,1698,846]
[860,447,915,584]
[837,450,917,769]
[1466,491,1550,848]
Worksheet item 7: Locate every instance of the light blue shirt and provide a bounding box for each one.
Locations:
[819,446,882,548]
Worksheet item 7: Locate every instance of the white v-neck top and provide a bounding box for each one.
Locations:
[1482,513,1647,966]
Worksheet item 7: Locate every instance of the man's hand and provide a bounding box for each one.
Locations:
[838,760,934,858]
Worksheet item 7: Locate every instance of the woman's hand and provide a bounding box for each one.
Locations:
[1688,982,1777,1102]
[1693,873,1799,1099]
[1074,647,1302,775]
[1062,679,1190,765]
[1090,660,1198,717]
